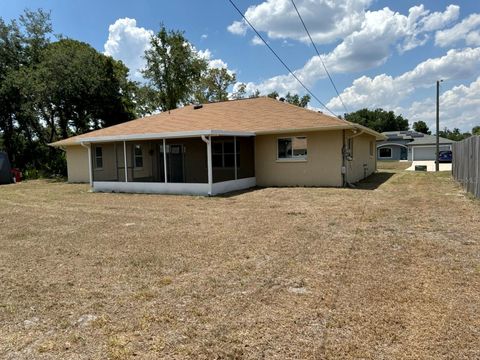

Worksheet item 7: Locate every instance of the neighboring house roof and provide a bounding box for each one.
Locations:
[50,97,385,146]
[407,135,453,146]
[379,130,453,146]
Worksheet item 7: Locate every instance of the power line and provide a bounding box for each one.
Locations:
[290,0,349,114]
[227,0,337,117]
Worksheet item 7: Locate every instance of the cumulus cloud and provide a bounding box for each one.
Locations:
[435,13,480,47]
[404,77,480,131]
[229,4,462,96]
[228,0,371,44]
[251,35,264,46]
[104,18,153,81]
[105,19,233,81]
[197,48,234,75]
[324,47,480,131]
[227,20,248,36]
[326,47,480,111]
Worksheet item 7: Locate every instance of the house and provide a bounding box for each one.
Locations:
[50,97,385,195]
[377,130,454,161]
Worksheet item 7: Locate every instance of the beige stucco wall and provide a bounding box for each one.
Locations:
[65,145,89,183]
[254,130,344,187]
[346,132,377,183]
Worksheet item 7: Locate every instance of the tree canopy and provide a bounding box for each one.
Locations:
[0,10,137,175]
[412,120,431,134]
[142,26,207,111]
[344,108,409,133]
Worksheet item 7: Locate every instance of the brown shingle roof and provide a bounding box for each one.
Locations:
[51,97,381,146]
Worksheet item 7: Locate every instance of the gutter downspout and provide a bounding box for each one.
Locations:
[201,135,213,196]
[80,142,93,187]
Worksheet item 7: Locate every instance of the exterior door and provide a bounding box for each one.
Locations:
[400,147,407,160]
[168,144,185,183]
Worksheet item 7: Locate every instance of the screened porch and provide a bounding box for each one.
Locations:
[85,134,255,195]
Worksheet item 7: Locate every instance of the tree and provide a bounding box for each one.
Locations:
[267,91,279,99]
[0,10,52,167]
[143,26,207,111]
[133,84,161,117]
[232,83,247,100]
[284,92,310,108]
[249,89,260,98]
[194,67,236,103]
[438,127,471,141]
[345,108,409,133]
[412,120,431,134]
[472,126,480,136]
[26,39,136,140]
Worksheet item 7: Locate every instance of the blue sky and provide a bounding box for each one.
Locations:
[2,0,479,131]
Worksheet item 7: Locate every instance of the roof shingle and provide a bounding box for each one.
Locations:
[51,97,381,146]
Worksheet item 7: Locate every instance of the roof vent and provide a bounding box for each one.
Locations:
[193,104,203,110]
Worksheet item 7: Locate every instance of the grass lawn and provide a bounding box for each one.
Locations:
[377,160,412,171]
[1,170,479,359]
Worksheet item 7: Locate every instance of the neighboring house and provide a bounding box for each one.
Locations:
[50,97,385,195]
[377,131,454,161]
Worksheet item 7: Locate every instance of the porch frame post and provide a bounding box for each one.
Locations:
[123,141,128,182]
[83,142,93,187]
[234,136,237,180]
[163,138,168,183]
[207,136,213,195]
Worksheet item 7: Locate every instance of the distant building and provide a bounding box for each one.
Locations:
[377,131,454,161]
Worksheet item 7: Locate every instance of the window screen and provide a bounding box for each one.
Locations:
[95,146,103,169]
[134,145,143,168]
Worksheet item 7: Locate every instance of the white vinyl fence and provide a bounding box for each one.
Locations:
[452,136,480,198]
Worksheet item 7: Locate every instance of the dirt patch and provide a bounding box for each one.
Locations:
[0,174,479,359]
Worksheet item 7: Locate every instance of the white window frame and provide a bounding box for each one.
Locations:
[276,136,308,162]
[378,147,393,159]
[134,144,144,169]
[94,146,103,170]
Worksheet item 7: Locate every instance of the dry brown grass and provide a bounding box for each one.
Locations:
[0,172,479,359]
[377,160,412,171]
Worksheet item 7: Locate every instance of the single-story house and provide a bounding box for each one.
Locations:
[50,97,385,195]
[377,131,454,161]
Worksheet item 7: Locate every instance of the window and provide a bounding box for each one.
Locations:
[379,147,392,158]
[94,146,103,169]
[212,140,239,168]
[370,141,374,156]
[277,136,307,160]
[134,144,143,168]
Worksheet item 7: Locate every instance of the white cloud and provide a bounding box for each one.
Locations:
[251,35,264,46]
[227,20,248,36]
[104,18,153,81]
[104,19,233,81]
[419,4,459,32]
[435,13,480,47]
[405,77,480,131]
[197,48,234,75]
[324,47,480,131]
[228,0,371,44]
[201,34,208,40]
[229,4,461,96]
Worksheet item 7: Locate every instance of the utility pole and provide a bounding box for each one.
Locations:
[435,80,442,172]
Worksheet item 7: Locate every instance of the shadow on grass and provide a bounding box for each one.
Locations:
[354,171,395,190]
